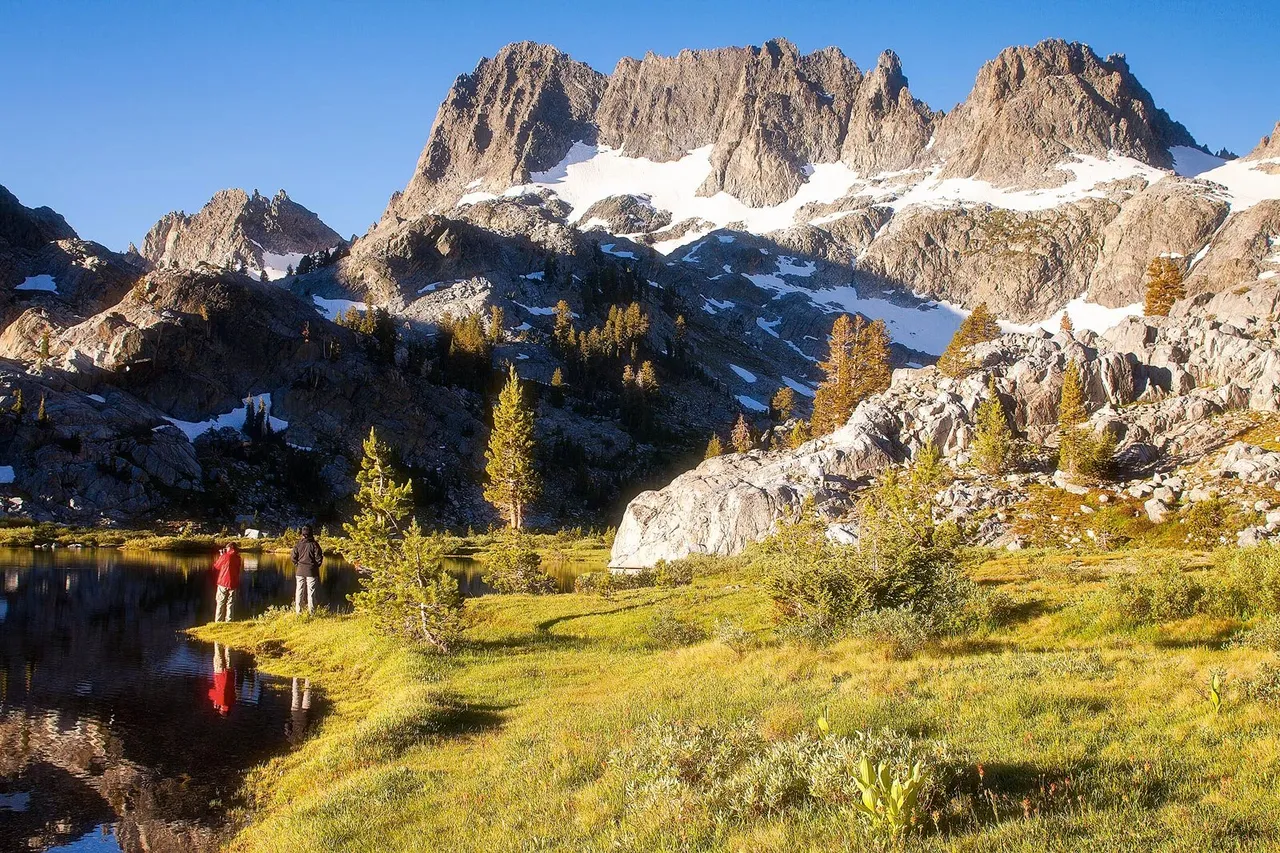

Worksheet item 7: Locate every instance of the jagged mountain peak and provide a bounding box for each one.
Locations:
[930,38,1196,186]
[141,187,342,280]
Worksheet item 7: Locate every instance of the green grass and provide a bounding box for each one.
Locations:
[192,549,1280,852]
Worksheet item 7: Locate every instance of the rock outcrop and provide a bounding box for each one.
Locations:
[141,189,343,280]
[611,286,1280,566]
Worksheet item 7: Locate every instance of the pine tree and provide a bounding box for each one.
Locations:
[787,419,812,449]
[484,365,539,529]
[343,428,463,653]
[259,399,273,437]
[11,388,23,418]
[705,434,724,459]
[937,303,1001,378]
[771,386,796,422]
[971,376,1013,475]
[851,318,892,402]
[1057,359,1094,477]
[552,300,575,352]
[37,333,50,362]
[811,314,859,435]
[286,264,294,277]
[731,413,753,454]
[242,396,259,441]
[551,367,564,387]
[260,269,269,283]
[1144,257,1184,317]
[487,305,505,344]
[36,393,48,427]
[637,361,658,393]
[1059,312,1074,334]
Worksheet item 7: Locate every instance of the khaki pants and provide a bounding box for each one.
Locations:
[295,576,317,614]
[215,586,236,622]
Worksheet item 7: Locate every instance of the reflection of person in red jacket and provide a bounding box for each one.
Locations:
[208,643,235,718]
[212,543,243,623]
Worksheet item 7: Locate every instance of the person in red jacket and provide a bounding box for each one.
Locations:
[208,642,235,717]
[212,542,243,622]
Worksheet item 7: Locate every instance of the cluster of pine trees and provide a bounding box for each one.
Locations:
[241,396,276,442]
[811,314,893,436]
[1144,257,1185,317]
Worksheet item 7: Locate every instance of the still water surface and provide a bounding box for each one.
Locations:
[0,547,593,851]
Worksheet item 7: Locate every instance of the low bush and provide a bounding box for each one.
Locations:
[1100,560,1205,624]
[652,557,695,587]
[647,607,708,648]
[759,450,995,642]
[1182,498,1259,550]
[482,535,556,595]
[608,717,957,838]
[1226,616,1280,651]
[848,608,933,660]
[1240,663,1280,705]
[1208,545,1280,617]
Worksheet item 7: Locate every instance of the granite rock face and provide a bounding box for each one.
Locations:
[611,289,1280,567]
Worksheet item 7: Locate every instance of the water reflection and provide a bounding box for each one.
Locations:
[0,549,334,852]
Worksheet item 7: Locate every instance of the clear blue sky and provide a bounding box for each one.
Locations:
[3,0,1277,251]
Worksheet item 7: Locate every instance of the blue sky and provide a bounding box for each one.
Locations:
[3,0,1277,250]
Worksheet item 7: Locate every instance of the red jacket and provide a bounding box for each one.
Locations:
[209,670,235,714]
[213,549,243,589]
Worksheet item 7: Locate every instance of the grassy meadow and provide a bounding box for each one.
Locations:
[192,543,1280,852]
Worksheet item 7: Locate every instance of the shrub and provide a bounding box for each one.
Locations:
[1098,561,1204,624]
[482,535,556,594]
[647,607,708,648]
[1241,663,1280,705]
[848,607,933,660]
[608,717,956,835]
[714,618,754,657]
[652,558,695,587]
[1226,616,1280,651]
[1209,545,1280,617]
[573,568,657,597]
[759,453,985,641]
[1183,498,1254,550]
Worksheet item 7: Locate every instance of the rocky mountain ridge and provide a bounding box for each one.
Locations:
[366,36,1280,332]
[142,189,344,281]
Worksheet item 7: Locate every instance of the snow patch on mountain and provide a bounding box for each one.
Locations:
[735,394,769,413]
[164,393,288,441]
[312,296,367,320]
[16,275,58,293]
[729,364,757,383]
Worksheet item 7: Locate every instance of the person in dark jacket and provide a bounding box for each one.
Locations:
[290,525,324,615]
[212,542,242,622]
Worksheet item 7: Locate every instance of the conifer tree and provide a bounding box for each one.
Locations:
[788,419,812,449]
[731,413,754,454]
[771,386,796,421]
[971,376,1014,475]
[36,393,48,427]
[551,367,564,387]
[259,399,273,438]
[1144,257,1184,317]
[11,388,23,418]
[637,361,658,394]
[811,314,859,435]
[484,365,539,529]
[487,305,505,344]
[552,300,574,352]
[851,318,893,402]
[260,269,269,283]
[37,333,50,362]
[1058,360,1098,477]
[344,428,463,652]
[1059,312,1074,334]
[704,434,724,459]
[242,396,259,440]
[937,303,1001,378]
